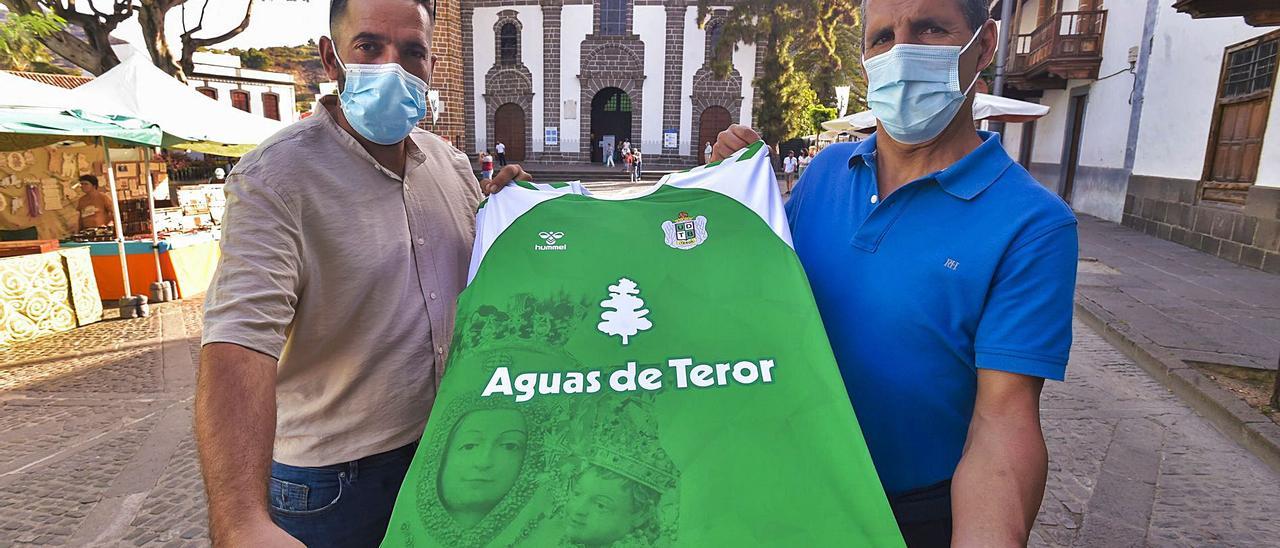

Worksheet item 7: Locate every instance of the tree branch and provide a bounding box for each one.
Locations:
[179,0,254,75]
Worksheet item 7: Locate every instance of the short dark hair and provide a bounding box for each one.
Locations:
[79,175,99,188]
[861,0,989,34]
[330,0,436,34]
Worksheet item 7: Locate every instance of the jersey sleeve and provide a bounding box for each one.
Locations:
[661,141,794,249]
[467,181,591,284]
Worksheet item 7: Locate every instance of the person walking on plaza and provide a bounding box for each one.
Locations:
[480,150,494,180]
[704,141,713,163]
[799,147,813,177]
[603,141,615,167]
[623,150,635,182]
[632,150,643,182]
[495,140,507,166]
[712,0,1077,545]
[195,1,528,546]
[75,175,113,230]
[782,150,798,195]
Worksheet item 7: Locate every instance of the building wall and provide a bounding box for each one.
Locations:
[461,1,754,165]
[636,5,666,155]
[560,4,592,155]
[1119,10,1280,272]
[430,0,468,147]
[189,78,298,124]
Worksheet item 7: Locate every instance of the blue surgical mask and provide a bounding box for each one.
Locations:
[333,46,430,145]
[863,31,983,145]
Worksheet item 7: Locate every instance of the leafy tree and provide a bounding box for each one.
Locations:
[806,103,838,135]
[0,10,66,72]
[700,0,863,143]
[0,0,262,82]
[240,48,270,69]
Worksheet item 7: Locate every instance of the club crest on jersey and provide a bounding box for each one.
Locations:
[535,231,567,251]
[661,212,708,250]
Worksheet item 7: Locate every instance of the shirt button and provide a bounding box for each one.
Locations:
[436,346,444,355]
[870,195,879,204]
[429,291,438,300]
[416,237,426,246]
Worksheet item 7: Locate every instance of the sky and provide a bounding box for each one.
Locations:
[13,0,333,53]
[117,0,331,51]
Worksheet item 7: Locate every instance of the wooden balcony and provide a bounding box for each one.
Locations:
[1008,10,1107,90]
[1173,0,1280,27]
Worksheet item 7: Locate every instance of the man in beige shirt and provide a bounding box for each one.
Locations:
[195,1,527,546]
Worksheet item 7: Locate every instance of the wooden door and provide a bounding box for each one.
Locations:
[698,106,732,163]
[494,103,526,161]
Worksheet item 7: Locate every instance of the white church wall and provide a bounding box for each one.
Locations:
[679,6,704,157]
[471,8,497,152]
[560,5,593,154]
[636,5,667,155]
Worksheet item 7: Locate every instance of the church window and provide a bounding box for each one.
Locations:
[601,0,626,36]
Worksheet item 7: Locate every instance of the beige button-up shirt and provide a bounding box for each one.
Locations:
[202,97,481,467]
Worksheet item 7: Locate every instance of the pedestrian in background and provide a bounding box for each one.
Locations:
[480,150,494,180]
[496,140,507,166]
[799,147,814,178]
[704,141,713,163]
[604,141,615,167]
[782,150,798,195]
[632,150,643,182]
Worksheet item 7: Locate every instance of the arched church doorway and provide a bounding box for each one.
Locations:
[699,106,732,164]
[494,103,526,162]
[590,87,632,164]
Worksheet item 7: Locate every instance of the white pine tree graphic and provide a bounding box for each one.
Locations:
[598,277,652,345]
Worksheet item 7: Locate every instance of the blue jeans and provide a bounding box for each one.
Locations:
[269,442,417,547]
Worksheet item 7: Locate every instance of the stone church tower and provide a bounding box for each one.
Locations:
[427,0,468,148]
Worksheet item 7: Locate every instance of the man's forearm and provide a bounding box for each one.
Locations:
[195,343,279,542]
[950,372,1049,547]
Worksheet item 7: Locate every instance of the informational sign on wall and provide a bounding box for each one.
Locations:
[663,128,679,149]
[545,127,560,146]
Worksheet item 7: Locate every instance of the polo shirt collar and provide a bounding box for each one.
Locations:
[846,130,1012,201]
[316,95,426,183]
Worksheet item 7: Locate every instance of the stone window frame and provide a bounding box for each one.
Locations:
[230,89,251,113]
[703,13,729,64]
[196,86,218,100]
[494,11,523,66]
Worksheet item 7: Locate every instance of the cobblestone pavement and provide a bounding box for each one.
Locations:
[1,300,1278,546]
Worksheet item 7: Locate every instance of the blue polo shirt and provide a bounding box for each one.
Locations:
[785,132,1078,496]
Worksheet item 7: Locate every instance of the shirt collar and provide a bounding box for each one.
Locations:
[846,131,1013,201]
[316,95,426,182]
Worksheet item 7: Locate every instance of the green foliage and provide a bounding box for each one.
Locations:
[0,11,67,73]
[240,48,271,70]
[806,103,838,135]
[699,0,864,143]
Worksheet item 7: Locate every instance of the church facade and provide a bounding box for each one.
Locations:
[445,0,760,166]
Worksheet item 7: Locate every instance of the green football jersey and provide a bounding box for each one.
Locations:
[382,142,904,547]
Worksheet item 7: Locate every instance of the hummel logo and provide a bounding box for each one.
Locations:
[535,231,567,251]
[944,258,960,271]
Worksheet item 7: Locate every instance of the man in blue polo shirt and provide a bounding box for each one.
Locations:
[713,0,1077,546]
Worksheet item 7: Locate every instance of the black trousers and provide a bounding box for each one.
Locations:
[497,152,507,166]
[890,480,953,548]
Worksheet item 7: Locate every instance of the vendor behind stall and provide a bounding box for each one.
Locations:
[76,175,113,230]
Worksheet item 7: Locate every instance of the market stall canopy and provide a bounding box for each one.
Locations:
[65,55,286,156]
[0,71,78,109]
[0,107,163,151]
[821,94,1051,132]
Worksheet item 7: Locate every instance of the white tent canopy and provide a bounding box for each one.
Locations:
[0,71,78,109]
[821,93,1051,132]
[66,55,285,150]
